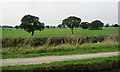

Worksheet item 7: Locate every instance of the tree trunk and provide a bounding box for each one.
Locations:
[31,31,34,36]
[71,28,74,34]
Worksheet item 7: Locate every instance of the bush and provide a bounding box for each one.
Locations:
[2,35,119,47]
[2,37,48,47]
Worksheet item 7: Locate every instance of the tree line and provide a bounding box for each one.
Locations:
[6,14,119,36]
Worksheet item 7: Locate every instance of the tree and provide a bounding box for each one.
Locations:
[114,24,119,27]
[62,16,81,34]
[57,24,63,28]
[45,25,50,29]
[89,20,104,30]
[80,22,89,29]
[105,24,109,27]
[15,25,19,29]
[50,26,56,28]
[2,25,13,28]
[20,15,45,36]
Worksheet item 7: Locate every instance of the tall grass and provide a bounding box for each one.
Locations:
[2,35,119,47]
[2,41,118,59]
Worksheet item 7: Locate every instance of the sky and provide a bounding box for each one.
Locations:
[0,0,119,26]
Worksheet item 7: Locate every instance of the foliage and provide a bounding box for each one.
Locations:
[45,25,50,29]
[62,16,81,34]
[2,41,118,59]
[49,26,56,28]
[57,24,65,28]
[89,20,104,30]
[15,25,19,29]
[20,15,45,36]
[105,24,110,27]
[2,35,119,47]
[114,24,119,27]
[80,22,90,29]
[1,25,13,28]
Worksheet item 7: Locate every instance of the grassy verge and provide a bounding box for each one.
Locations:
[2,41,118,59]
[2,56,119,70]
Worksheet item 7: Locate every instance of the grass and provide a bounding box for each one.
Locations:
[2,41,118,59]
[1,27,119,71]
[1,27,118,38]
[2,56,119,70]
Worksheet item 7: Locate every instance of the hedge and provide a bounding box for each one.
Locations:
[2,35,119,47]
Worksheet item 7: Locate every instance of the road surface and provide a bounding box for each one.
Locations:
[1,51,119,66]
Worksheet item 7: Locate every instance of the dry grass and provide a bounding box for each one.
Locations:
[2,41,118,59]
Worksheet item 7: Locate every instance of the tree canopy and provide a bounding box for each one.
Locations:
[89,20,104,30]
[80,22,89,29]
[15,25,19,29]
[62,16,81,34]
[57,24,65,28]
[45,25,50,29]
[114,24,119,27]
[20,15,45,36]
[105,24,109,27]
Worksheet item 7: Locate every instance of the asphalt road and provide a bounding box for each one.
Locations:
[1,51,119,66]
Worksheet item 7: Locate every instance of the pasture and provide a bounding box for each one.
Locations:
[1,2,119,71]
[1,27,119,59]
[1,27,119,71]
[1,27,118,38]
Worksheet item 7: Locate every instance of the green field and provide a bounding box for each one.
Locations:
[2,27,119,59]
[1,27,119,71]
[2,56,118,70]
[1,27,118,38]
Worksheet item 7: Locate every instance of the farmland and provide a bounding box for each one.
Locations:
[1,27,119,59]
[1,27,118,38]
[1,27,119,71]
[1,1,120,71]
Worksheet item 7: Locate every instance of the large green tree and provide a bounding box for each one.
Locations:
[62,16,81,34]
[89,20,104,30]
[20,15,45,36]
[80,22,89,30]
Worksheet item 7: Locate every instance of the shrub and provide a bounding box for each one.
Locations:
[2,35,118,47]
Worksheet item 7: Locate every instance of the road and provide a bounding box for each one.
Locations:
[1,51,119,66]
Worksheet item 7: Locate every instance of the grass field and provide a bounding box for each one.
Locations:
[1,27,118,38]
[2,27,119,59]
[2,41,118,59]
[2,56,118,70]
[1,27,119,71]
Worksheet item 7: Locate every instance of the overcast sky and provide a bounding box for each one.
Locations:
[0,0,118,26]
